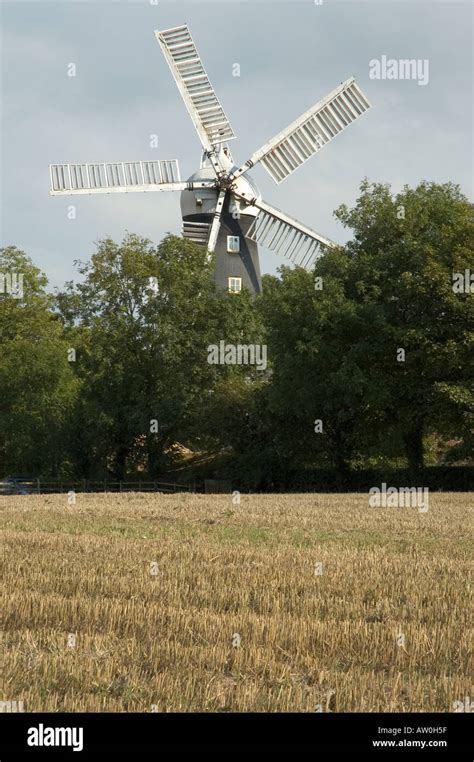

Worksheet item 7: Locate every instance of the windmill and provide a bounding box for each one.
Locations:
[49,24,371,295]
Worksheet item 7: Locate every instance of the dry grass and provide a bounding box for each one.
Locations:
[1,492,472,712]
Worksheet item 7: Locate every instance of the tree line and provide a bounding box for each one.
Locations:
[1,180,472,489]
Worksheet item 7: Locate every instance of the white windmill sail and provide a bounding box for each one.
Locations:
[156,25,236,152]
[230,78,370,184]
[49,160,215,195]
[206,190,226,252]
[238,195,336,271]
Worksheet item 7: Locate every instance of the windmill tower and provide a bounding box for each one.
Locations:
[50,25,371,295]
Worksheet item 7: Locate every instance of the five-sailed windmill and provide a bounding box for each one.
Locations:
[50,24,371,294]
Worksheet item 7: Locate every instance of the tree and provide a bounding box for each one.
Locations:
[0,247,78,475]
[335,180,474,475]
[58,233,265,479]
[259,180,473,479]
[260,258,387,477]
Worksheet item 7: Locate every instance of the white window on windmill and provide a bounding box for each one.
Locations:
[227,235,240,253]
[228,276,242,293]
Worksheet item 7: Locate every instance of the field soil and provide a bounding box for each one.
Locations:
[1,492,472,712]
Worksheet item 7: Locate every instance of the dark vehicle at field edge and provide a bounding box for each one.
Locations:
[0,476,34,495]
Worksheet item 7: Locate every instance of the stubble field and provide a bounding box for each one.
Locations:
[1,492,472,712]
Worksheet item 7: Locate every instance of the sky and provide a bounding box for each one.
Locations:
[1,0,472,290]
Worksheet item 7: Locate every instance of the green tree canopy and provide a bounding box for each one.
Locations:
[335,180,474,473]
[1,180,471,485]
[0,246,78,475]
[58,233,265,479]
[261,181,473,476]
